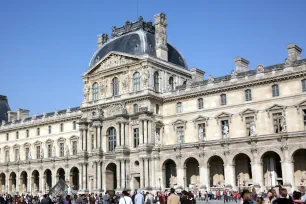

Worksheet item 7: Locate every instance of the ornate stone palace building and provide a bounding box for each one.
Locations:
[1,13,306,195]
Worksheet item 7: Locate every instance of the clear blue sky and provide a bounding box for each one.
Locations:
[0,0,305,115]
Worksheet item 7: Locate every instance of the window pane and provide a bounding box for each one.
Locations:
[154,72,159,92]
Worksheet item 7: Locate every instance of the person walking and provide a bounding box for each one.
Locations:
[135,189,144,204]
[119,191,133,204]
[167,188,180,204]
[145,193,154,204]
[272,188,293,204]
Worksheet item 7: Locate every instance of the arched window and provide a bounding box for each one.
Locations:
[112,77,119,96]
[154,71,159,92]
[169,77,174,91]
[92,82,99,101]
[198,98,204,109]
[133,72,140,92]
[245,89,252,101]
[107,127,116,152]
[272,84,279,97]
[177,102,182,113]
[133,104,138,114]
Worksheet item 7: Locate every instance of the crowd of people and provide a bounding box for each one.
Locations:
[0,186,306,204]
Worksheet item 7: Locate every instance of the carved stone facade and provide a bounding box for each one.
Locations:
[0,13,306,195]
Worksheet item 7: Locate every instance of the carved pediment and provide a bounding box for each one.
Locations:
[105,103,127,118]
[24,142,31,148]
[57,137,66,143]
[266,104,286,117]
[4,145,10,150]
[70,135,79,141]
[155,120,164,127]
[295,99,306,113]
[13,144,20,149]
[239,108,258,120]
[172,119,187,130]
[193,115,209,127]
[34,140,42,146]
[215,112,233,123]
[87,52,140,76]
[45,139,54,145]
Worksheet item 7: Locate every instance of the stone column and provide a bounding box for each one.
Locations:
[98,161,102,191]
[80,129,84,151]
[148,120,152,144]
[251,149,264,190]
[140,159,144,188]
[16,173,20,193]
[78,163,83,190]
[121,123,125,147]
[144,158,149,188]
[40,170,44,193]
[139,120,144,144]
[85,129,88,152]
[281,147,295,191]
[82,163,87,190]
[102,164,107,192]
[124,123,128,147]
[126,160,130,190]
[176,165,185,189]
[97,125,101,150]
[151,158,156,189]
[121,160,125,189]
[144,120,148,144]
[116,161,121,190]
[199,165,208,189]
[224,164,235,188]
[94,161,98,191]
[116,124,121,147]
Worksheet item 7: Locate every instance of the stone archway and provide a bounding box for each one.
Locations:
[105,163,117,191]
[208,156,224,187]
[0,173,6,193]
[44,169,52,191]
[292,149,306,187]
[184,157,200,189]
[32,170,39,193]
[70,167,79,190]
[57,168,65,182]
[262,151,283,187]
[233,153,252,188]
[9,172,16,193]
[162,159,177,188]
[20,171,28,193]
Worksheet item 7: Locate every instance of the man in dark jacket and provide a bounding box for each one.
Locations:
[181,191,192,204]
[41,194,50,204]
[272,188,293,204]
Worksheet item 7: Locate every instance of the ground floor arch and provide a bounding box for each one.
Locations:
[44,169,52,191]
[20,171,28,193]
[293,149,306,187]
[0,173,6,192]
[234,153,252,187]
[9,172,16,192]
[57,168,65,182]
[208,156,224,187]
[32,170,39,193]
[70,167,79,190]
[105,163,117,191]
[184,157,199,189]
[262,151,283,187]
[162,159,177,188]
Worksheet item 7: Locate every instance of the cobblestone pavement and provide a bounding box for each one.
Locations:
[197,199,239,204]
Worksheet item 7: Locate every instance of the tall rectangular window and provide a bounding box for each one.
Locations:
[5,150,9,162]
[37,128,40,136]
[60,123,64,132]
[60,143,64,157]
[6,133,9,141]
[221,120,229,139]
[15,149,19,161]
[245,116,255,136]
[48,126,52,134]
[302,80,306,92]
[176,126,184,144]
[25,148,29,160]
[91,134,94,150]
[177,102,182,113]
[198,98,204,109]
[198,123,206,141]
[16,132,19,140]
[72,141,77,155]
[133,128,139,148]
[48,145,52,158]
[36,146,41,159]
[245,89,252,101]
[73,121,77,130]
[26,129,29,138]
[221,94,227,105]
[272,84,279,97]
[156,104,160,114]
[273,112,283,133]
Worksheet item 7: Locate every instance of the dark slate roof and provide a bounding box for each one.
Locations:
[0,95,10,122]
[89,30,188,69]
[176,58,306,90]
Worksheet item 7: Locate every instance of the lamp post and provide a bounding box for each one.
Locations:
[237,175,240,192]
[269,172,273,188]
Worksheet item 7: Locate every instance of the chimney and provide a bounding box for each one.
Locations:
[190,68,205,82]
[7,111,17,122]
[17,109,30,120]
[154,13,168,61]
[286,44,302,62]
[97,33,109,49]
[234,57,249,73]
